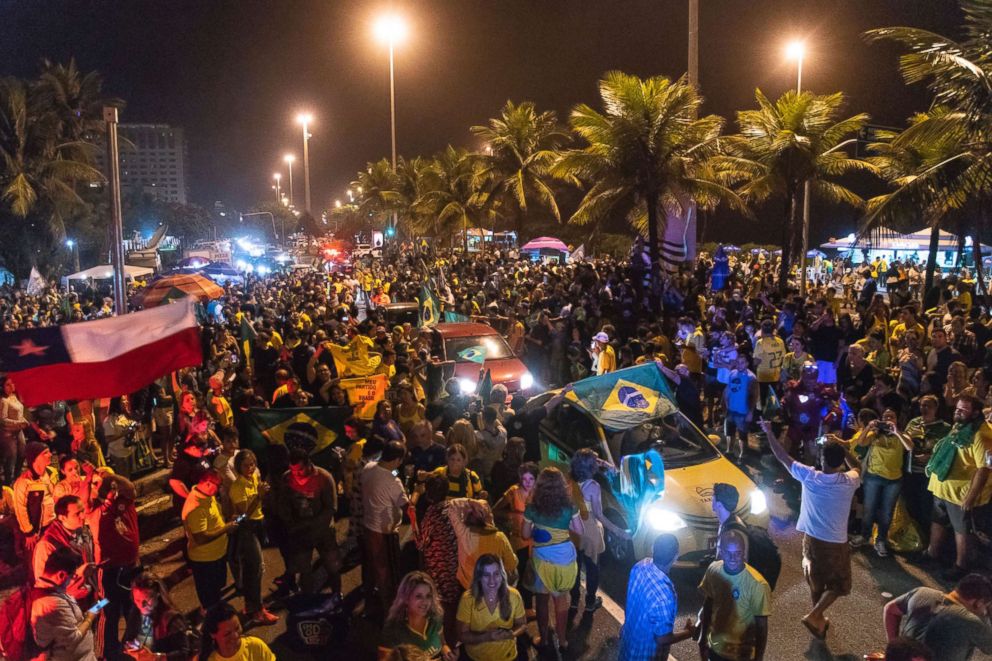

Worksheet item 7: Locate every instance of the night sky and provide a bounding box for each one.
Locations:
[0,0,964,243]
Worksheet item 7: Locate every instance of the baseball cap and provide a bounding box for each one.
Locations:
[593,332,609,343]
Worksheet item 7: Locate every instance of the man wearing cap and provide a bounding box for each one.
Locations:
[592,332,616,375]
[13,441,56,550]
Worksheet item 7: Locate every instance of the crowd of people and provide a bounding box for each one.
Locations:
[0,243,991,660]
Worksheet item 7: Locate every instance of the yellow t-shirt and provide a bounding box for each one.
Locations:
[207,636,276,661]
[699,563,771,660]
[456,587,525,661]
[182,489,228,562]
[229,474,264,521]
[597,345,617,375]
[861,431,906,481]
[928,423,992,506]
[682,329,705,374]
[752,335,785,383]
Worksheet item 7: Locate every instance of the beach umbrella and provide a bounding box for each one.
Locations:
[135,273,224,308]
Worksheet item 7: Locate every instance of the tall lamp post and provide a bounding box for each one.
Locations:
[374,13,408,237]
[283,154,295,207]
[103,106,127,315]
[273,172,282,203]
[66,239,79,272]
[786,40,813,295]
[296,114,313,213]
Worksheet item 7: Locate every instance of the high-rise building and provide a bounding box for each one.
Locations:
[95,124,189,203]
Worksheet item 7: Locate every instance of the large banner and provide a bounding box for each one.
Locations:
[242,406,351,458]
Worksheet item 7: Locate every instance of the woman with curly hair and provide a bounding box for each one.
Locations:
[457,554,526,661]
[378,571,457,661]
[521,467,583,651]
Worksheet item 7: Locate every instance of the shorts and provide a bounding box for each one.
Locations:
[528,555,577,595]
[724,413,749,437]
[932,496,969,534]
[815,360,837,385]
[152,407,174,435]
[802,534,851,597]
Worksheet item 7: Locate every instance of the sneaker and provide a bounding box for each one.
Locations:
[849,534,867,548]
[248,608,280,626]
[585,596,603,613]
[874,540,890,558]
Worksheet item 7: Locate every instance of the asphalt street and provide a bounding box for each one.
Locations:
[37,458,992,661]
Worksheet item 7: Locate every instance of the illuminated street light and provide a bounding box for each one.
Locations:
[785,40,805,92]
[296,113,314,212]
[335,199,342,208]
[283,153,296,206]
[373,12,408,239]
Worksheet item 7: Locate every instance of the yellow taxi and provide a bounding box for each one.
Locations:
[524,365,769,566]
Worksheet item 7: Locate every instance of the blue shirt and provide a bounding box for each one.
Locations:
[619,559,677,661]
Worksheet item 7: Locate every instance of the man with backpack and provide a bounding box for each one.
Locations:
[712,483,781,590]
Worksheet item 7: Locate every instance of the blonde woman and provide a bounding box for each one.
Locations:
[944,361,970,409]
[457,554,526,661]
[378,572,457,661]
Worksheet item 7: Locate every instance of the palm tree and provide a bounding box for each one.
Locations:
[0,76,103,262]
[718,89,874,289]
[471,101,569,240]
[413,146,489,251]
[553,71,740,277]
[864,109,970,292]
[352,159,398,230]
[865,1,992,294]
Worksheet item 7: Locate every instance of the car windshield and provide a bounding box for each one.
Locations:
[444,335,514,362]
[609,412,720,469]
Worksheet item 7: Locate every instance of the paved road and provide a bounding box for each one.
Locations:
[78,458,992,660]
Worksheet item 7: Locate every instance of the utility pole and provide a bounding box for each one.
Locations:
[104,106,127,315]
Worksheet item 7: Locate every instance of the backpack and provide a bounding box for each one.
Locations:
[744,525,782,591]
[0,586,45,661]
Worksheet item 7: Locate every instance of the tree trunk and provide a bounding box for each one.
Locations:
[646,194,661,289]
[924,222,940,293]
[778,193,795,293]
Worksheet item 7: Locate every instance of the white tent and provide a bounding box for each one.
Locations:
[64,264,154,281]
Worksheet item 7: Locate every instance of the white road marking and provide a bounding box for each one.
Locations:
[596,589,680,661]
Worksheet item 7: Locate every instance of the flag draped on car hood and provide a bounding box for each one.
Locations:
[0,298,202,406]
[565,362,677,432]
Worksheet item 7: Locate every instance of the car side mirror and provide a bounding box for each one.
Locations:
[707,434,721,445]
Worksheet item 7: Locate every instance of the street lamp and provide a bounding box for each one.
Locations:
[785,40,805,93]
[296,113,313,213]
[374,12,408,237]
[283,153,295,207]
[66,238,79,272]
[273,172,282,202]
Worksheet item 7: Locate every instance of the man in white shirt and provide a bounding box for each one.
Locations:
[759,420,861,641]
[359,440,409,622]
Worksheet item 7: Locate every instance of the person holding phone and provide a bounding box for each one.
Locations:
[30,546,103,660]
[182,470,239,611]
[456,554,527,661]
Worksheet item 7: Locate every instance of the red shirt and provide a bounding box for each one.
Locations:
[97,495,140,567]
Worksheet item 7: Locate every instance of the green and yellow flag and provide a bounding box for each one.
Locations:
[243,406,351,461]
[419,284,440,328]
[239,316,257,363]
[325,335,381,377]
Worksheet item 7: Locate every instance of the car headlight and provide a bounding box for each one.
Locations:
[519,372,534,391]
[459,378,476,395]
[750,489,768,515]
[646,504,686,531]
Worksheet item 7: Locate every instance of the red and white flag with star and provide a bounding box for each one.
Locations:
[0,298,201,406]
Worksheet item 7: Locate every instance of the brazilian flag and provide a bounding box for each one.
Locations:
[239,316,257,363]
[418,284,440,328]
[443,310,471,323]
[242,406,351,467]
[566,362,677,432]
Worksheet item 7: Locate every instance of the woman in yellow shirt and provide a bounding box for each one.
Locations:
[457,554,527,661]
[851,408,913,557]
[228,450,278,626]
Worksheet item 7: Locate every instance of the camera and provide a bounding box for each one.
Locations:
[876,421,893,434]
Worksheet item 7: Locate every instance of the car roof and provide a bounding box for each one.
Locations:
[382,302,418,311]
[432,322,498,338]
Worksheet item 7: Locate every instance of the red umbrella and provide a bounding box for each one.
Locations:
[135,273,224,308]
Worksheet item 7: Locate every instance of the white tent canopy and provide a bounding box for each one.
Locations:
[64,264,154,281]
